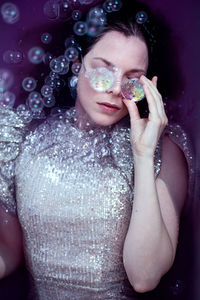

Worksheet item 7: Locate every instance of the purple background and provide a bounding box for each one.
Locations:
[0,0,199,299]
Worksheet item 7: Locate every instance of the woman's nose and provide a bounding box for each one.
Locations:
[106,74,122,96]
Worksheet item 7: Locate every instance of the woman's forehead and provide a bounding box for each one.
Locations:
[86,31,148,70]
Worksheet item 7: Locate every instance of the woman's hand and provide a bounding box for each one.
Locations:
[123,75,168,158]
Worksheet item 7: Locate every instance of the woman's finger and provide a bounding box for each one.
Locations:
[141,76,165,118]
[122,98,141,122]
[141,80,159,118]
[152,76,158,87]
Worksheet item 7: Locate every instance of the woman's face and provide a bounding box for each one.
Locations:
[76,30,149,127]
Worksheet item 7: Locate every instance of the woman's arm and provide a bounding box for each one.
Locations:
[123,133,188,293]
[0,206,24,279]
[122,75,188,293]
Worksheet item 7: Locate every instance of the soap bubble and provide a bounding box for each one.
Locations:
[0,91,15,107]
[45,76,57,88]
[69,75,78,88]
[64,36,78,49]
[50,107,65,122]
[71,62,81,75]
[54,78,65,90]
[103,0,113,12]
[111,0,122,11]
[136,11,148,24]
[87,7,107,26]
[1,2,20,24]
[58,1,72,20]
[72,10,82,21]
[170,280,184,296]
[45,72,66,90]
[50,107,62,115]
[0,69,14,92]
[28,47,45,64]
[43,95,56,107]
[41,85,53,97]
[57,55,69,75]
[41,32,52,44]
[49,71,60,80]
[73,21,88,36]
[22,77,37,92]
[32,110,46,120]
[16,104,33,123]
[50,107,63,117]
[64,47,78,61]
[43,0,59,19]
[27,92,44,112]
[86,21,103,37]
[3,50,23,64]
[71,0,83,8]
[43,52,54,65]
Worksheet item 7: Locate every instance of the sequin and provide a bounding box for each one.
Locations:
[0,106,194,299]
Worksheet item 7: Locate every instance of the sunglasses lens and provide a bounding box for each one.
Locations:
[121,78,145,101]
[89,68,114,92]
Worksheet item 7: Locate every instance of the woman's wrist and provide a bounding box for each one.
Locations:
[133,152,154,165]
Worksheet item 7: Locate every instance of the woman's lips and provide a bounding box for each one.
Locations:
[97,102,120,113]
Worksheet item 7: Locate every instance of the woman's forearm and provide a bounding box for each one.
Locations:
[123,155,174,292]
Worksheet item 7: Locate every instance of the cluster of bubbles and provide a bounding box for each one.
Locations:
[43,0,72,21]
[86,7,107,37]
[43,0,100,21]
[16,104,34,123]
[0,0,126,119]
[27,91,44,113]
[50,56,69,74]
[102,0,122,13]
[1,2,20,24]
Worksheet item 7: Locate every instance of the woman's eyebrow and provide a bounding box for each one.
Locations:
[92,57,146,73]
[93,57,113,66]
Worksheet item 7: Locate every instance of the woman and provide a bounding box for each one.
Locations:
[0,1,193,299]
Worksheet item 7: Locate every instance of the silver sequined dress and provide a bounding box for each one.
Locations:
[0,106,194,300]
